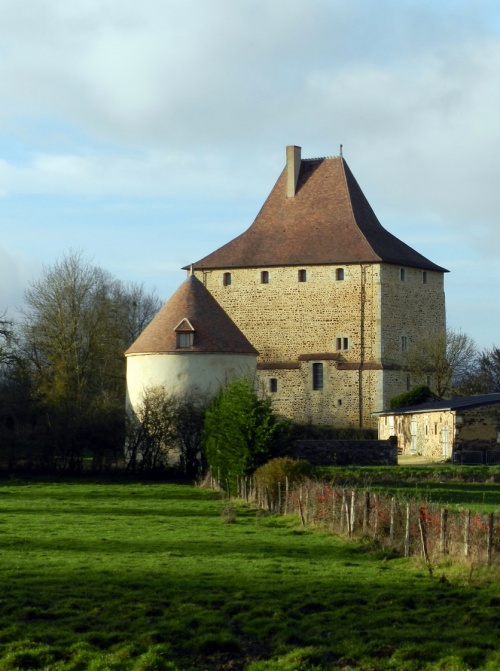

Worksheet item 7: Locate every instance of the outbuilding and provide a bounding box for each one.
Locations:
[376,394,500,463]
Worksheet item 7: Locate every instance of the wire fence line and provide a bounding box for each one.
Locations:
[221,476,499,567]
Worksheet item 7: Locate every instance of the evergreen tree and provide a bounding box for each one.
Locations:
[203,377,276,495]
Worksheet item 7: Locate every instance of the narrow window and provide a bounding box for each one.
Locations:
[312,363,323,390]
[177,332,194,348]
[400,268,406,282]
[261,270,269,284]
[337,399,342,407]
[223,272,231,286]
[298,269,307,282]
[422,270,428,284]
[336,268,344,281]
[406,375,411,391]
[336,337,349,351]
[401,336,408,352]
[269,378,278,393]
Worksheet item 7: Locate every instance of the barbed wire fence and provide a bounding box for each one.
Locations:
[224,476,499,566]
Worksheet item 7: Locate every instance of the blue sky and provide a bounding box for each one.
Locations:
[1,0,500,349]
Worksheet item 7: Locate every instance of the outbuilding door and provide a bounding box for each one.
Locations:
[441,426,449,459]
[410,417,417,455]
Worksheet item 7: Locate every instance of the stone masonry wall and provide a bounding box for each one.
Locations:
[194,262,445,428]
[290,437,398,466]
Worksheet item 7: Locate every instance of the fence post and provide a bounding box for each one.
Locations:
[278,482,282,514]
[419,507,431,567]
[350,490,356,537]
[404,503,411,557]
[285,477,289,516]
[440,508,448,556]
[340,489,346,532]
[487,512,494,566]
[363,490,370,532]
[373,493,379,538]
[390,497,396,544]
[464,509,470,559]
[298,491,306,528]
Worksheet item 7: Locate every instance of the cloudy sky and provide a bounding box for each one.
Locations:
[1,0,500,348]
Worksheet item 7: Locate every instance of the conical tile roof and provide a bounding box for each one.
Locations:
[189,156,447,272]
[125,275,258,355]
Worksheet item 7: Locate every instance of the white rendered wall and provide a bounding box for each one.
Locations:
[126,352,257,413]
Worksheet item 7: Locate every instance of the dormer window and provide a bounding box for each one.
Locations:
[174,318,195,349]
[336,268,344,281]
[223,272,231,286]
[177,332,194,348]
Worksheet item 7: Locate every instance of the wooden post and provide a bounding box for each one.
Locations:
[419,507,430,565]
[390,497,396,544]
[350,490,356,537]
[305,488,310,526]
[487,513,494,566]
[363,490,370,532]
[373,494,379,538]
[464,509,470,559]
[404,503,411,557]
[440,508,448,556]
[345,498,352,537]
[298,493,306,528]
[340,489,346,532]
[284,477,289,516]
[278,482,282,513]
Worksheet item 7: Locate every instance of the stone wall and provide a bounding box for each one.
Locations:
[194,260,445,429]
[290,436,398,466]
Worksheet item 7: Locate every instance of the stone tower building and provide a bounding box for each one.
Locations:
[189,146,448,429]
[125,274,258,416]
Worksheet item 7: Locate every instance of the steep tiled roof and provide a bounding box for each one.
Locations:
[125,275,258,356]
[190,156,448,272]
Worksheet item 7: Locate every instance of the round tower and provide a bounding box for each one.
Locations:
[125,274,258,415]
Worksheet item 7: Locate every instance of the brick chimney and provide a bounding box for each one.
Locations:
[286,145,301,198]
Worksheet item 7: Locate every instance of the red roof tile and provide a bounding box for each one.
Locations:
[189,156,447,272]
[125,275,258,355]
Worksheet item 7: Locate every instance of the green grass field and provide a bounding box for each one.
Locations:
[1,478,500,671]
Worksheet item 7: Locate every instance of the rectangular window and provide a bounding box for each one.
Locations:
[177,332,194,348]
[336,268,344,281]
[223,272,231,286]
[261,270,269,284]
[400,268,406,282]
[312,363,323,390]
[401,336,408,352]
[269,378,278,393]
[298,269,307,282]
[422,271,428,284]
[336,337,349,351]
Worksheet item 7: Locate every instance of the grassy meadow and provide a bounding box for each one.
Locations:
[0,478,500,670]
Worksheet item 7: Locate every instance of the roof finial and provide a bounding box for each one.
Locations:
[340,144,343,158]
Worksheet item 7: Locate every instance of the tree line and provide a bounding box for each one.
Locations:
[1,251,499,477]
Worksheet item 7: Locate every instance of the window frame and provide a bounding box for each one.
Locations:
[269,378,278,393]
[223,272,232,286]
[312,362,324,391]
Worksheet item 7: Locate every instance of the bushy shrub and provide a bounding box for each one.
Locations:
[389,385,433,410]
[254,457,312,504]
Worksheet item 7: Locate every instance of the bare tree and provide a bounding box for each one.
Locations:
[16,251,161,472]
[126,386,178,472]
[404,328,478,398]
